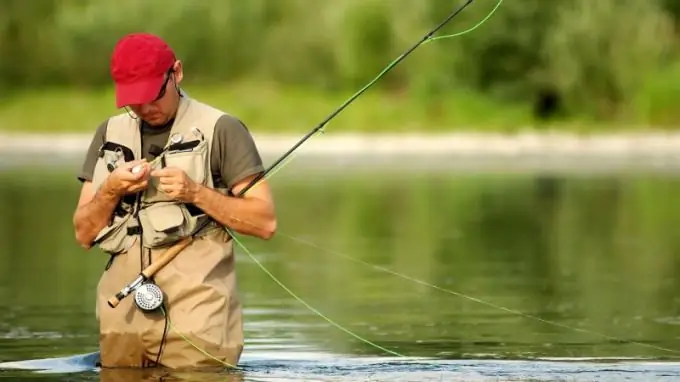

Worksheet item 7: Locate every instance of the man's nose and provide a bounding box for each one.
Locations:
[138,103,154,114]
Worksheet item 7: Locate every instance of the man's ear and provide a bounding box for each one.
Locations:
[172,60,184,86]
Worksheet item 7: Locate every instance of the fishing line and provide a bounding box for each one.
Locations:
[277,232,680,356]
[250,0,504,184]
[238,0,502,192]
[232,0,678,357]
[155,0,679,365]
[155,0,503,366]
[230,233,405,358]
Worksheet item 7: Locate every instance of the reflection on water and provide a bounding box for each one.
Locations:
[1,165,680,381]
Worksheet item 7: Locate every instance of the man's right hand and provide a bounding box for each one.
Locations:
[104,159,151,196]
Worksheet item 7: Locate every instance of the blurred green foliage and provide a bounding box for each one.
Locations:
[1,0,680,126]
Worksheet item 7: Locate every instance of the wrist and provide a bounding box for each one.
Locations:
[191,183,207,205]
[100,177,122,200]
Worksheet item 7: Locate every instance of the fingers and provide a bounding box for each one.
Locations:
[120,159,148,170]
[114,162,150,182]
[115,165,188,195]
[127,180,149,193]
[150,167,180,177]
[156,174,176,185]
[157,182,183,192]
[151,167,184,186]
[131,164,151,180]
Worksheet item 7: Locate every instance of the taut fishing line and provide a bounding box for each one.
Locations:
[152,0,626,368]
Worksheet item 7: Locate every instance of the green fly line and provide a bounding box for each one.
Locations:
[160,0,507,369]
[262,0,505,182]
[279,234,680,356]
[160,0,680,369]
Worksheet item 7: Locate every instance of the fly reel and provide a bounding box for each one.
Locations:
[133,282,165,312]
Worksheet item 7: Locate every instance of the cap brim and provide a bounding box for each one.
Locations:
[114,76,165,108]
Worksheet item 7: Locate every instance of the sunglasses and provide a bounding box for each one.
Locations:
[152,67,175,102]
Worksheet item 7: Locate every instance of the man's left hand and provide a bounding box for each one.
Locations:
[151,167,201,203]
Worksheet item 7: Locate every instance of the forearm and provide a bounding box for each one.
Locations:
[192,184,276,239]
[73,180,121,248]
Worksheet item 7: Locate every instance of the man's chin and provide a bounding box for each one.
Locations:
[143,117,168,127]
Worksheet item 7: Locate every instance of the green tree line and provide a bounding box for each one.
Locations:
[2,0,680,124]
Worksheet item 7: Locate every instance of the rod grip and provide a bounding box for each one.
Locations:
[141,236,193,279]
[107,295,121,308]
[106,236,193,309]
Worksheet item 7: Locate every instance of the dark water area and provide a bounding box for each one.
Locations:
[2,164,680,381]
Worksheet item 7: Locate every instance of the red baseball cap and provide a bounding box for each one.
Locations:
[110,33,177,108]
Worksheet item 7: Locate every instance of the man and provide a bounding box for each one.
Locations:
[72,32,277,369]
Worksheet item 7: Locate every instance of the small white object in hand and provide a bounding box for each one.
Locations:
[131,164,143,174]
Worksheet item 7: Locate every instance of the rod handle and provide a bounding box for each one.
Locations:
[106,236,193,309]
[107,295,121,308]
[141,236,193,279]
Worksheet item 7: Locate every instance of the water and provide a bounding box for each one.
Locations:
[2,161,680,381]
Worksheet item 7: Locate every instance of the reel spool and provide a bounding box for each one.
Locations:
[134,282,165,312]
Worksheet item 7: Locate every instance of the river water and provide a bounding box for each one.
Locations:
[1,154,680,381]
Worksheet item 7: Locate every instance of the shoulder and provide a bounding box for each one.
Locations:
[107,111,130,123]
[207,111,264,188]
[214,113,251,134]
[89,118,110,144]
[77,118,112,183]
[211,113,258,147]
[96,118,110,134]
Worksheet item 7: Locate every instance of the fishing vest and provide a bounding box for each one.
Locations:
[90,96,226,254]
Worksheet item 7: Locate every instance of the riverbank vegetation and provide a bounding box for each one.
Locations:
[2,0,680,133]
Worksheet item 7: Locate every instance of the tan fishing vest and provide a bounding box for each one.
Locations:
[90,96,227,254]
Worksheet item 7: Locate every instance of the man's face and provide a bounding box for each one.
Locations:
[128,61,183,126]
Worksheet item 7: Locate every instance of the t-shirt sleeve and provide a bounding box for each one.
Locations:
[211,114,265,191]
[77,120,108,183]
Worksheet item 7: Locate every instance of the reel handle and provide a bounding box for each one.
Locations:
[107,236,193,308]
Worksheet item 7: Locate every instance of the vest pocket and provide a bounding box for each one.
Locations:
[164,139,208,185]
[94,215,135,255]
[138,202,188,248]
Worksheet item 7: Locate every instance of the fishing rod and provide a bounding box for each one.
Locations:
[106,0,502,367]
[237,0,478,197]
[109,0,484,308]
[107,0,488,305]
[109,0,483,310]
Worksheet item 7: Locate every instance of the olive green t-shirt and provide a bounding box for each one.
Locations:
[78,113,265,192]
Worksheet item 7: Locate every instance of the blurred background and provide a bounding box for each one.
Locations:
[2,0,680,131]
[2,0,680,379]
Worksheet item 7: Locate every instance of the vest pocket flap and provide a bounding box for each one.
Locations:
[140,203,185,232]
[94,215,135,255]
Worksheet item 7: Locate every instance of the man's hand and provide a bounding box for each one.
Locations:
[72,158,149,249]
[151,167,200,203]
[105,159,151,196]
